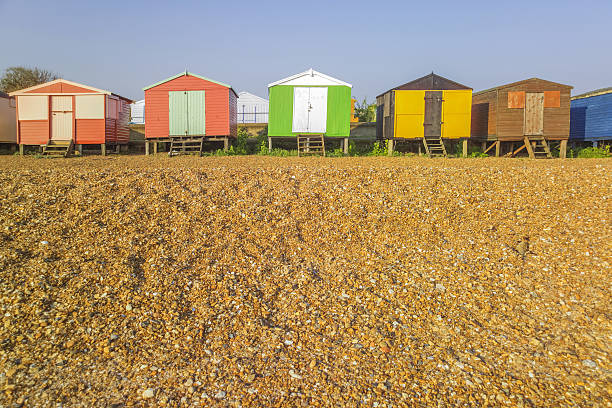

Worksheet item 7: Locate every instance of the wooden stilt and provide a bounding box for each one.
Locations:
[224,137,229,151]
[101,144,106,156]
[268,137,272,151]
[418,142,422,156]
[19,144,24,155]
[462,139,468,158]
[481,141,486,151]
[495,141,500,157]
[115,144,120,154]
[145,141,150,156]
[77,144,83,155]
[153,142,158,154]
[560,140,567,159]
[388,139,394,156]
[524,137,535,159]
[343,137,349,155]
[509,142,514,156]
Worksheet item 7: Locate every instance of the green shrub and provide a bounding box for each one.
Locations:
[576,145,610,158]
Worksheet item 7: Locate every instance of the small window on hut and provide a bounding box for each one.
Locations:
[507,91,525,108]
[544,91,560,108]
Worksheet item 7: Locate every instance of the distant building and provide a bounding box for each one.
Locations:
[237,92,268,123]
[130,99,145,124]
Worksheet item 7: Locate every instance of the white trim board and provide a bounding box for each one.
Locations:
[268,68,352,88]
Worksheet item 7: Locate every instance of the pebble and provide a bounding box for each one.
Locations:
[0,156,608,408]
[142,388,155,399]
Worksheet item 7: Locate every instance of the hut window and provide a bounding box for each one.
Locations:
[75,95,104,119]
[18,95,48,120]
[544,91,560,108]
[507,92,525,108]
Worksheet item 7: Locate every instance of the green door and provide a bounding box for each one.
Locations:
[169,91,188,136]
[187,90,205,136]
[169,90,206,136]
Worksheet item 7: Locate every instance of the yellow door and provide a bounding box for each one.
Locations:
[441,90,472,139]
[51,96,73,141]
[394,91,425,139]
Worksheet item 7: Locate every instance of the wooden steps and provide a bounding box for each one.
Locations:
[422,136,447,158]
[168,136,204,157]
[42,140,73,158]
[524,136,552,159]
[297,135,325,157]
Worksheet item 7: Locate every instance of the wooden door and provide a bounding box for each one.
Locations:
[524,93,544,135]
[169,91,188,136]
[51,96,73,141]
[187,90,206,136]
[423,91,442,137]
[307,87,327,133]
[292,87,310,132]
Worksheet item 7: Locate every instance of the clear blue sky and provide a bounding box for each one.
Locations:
[1,0,610,101]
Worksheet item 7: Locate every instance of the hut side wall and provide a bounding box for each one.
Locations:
[145,75,230,139]
[496,79,571,141]
[228,90,237,138]
[471,90,497,139]
[570,93,612,141]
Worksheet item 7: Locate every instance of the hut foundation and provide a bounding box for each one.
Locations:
[268,137,272,151]
[462,139,468,158]
[388,139,394,156]
[560,140,567,159]
[343,138,349,154]
[101,144,106,156]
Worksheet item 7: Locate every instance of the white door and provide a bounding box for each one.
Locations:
[292,87,328,133]
[308,87,327,133]
[51,96,73,141]
[292,87,310,132]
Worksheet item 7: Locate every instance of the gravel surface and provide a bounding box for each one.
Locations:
[0,156,610,407]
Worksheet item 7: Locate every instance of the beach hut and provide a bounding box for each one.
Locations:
[570,87,612,146]
[9,79,132,157]
[143,71,237,156]
[376,73,472,157]
[0,92,17,146]
[471,78,572,158]
[130,99,145,124]
[267,68,352,156]
[237,92,268,124]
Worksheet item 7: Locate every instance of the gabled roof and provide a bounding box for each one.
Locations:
[474,77,573,96]
[8,78,132,101]
[379,73,471,97]
[237,91,268,103]
[572,86,612,100]
[143,71,238,96]
[268,68,352,88]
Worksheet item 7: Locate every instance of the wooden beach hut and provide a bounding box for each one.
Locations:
[267,68,352,156]
[0,92,17,147]
[471,78,572,158]
[570,87,612,146]
[9,79,132,157]
[143,71,237,156]
[376,73,472,157]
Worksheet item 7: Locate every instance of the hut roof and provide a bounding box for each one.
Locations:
[8,79,132,102]
[378,73,471,97]
[143,71,238,97]
[268,68,352,88]
[474,78,573,96]
[571,86,612,100]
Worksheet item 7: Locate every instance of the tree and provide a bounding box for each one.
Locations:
[0,66,59,93]
[354,97,377,122]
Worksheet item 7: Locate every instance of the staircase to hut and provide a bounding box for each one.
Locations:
[422,135,447,158]
[524,136,552,159]
[297,135,325,157]
[168,136,204,157]
[42,140,73,158]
